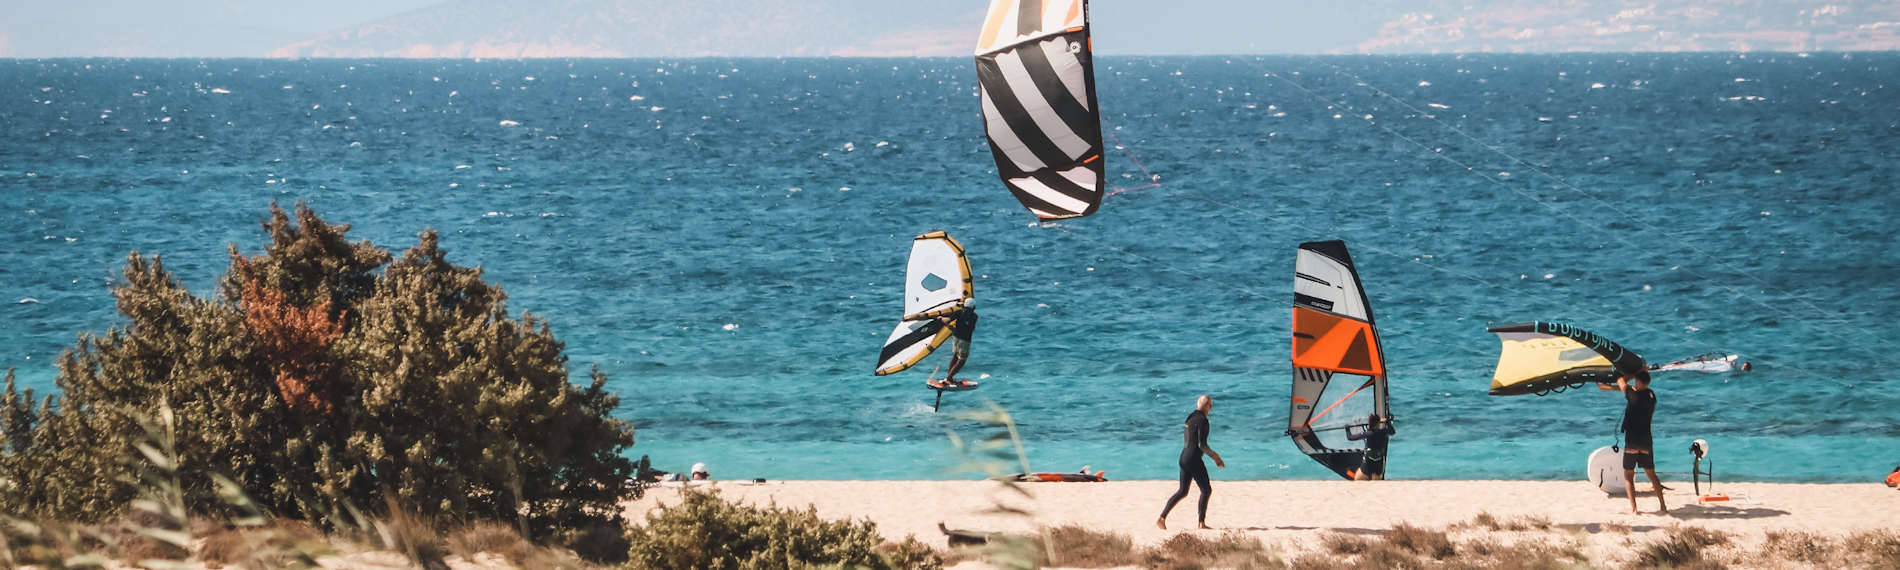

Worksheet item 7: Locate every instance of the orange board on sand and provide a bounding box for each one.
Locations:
[1292,306,1383,376]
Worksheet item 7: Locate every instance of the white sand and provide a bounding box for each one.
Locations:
[625,479,1899,566]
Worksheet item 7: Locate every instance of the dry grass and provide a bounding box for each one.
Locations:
[1763,530,1833,564]
[1320,532,1371,555]
[381,506,448,570]
[1040,524,1135,567]
[1633,525,1730,569]
[1464,512,1553,532]
[1385,522,1457,560]
[1842,530,1900,568]
[1141,532,1285,570]
[446,522,536,566]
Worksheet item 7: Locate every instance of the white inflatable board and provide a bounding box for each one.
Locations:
[1587,445,1628,496]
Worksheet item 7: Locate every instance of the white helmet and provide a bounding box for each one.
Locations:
[690,462,708,475]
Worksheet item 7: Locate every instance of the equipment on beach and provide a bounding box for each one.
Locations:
[1486,322,1648,396]
[974,0,1105,220]
[1587,445,1628,496]
[1689,439,1717,498]
[1013,468,1107,482]
[874,232,976,411]
[1287,240,1394,480]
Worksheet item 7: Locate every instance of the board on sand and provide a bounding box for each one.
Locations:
[1587,445,1628,496]
[1014,471,1107,482]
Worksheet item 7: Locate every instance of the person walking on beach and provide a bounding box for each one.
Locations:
[1158,394,1224,529]
[1601,370,1667,514]
[938,303,978,387]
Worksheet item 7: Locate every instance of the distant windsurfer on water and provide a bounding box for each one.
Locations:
[1346,413,1395,480]
[1600,370,1667,514]
[1158,395,1224,530]
[937,303,978,387]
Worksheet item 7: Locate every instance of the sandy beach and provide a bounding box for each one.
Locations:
[626,479,1899,567]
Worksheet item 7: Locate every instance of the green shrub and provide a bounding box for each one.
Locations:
[0,203,638,541]
[623,490,940,570]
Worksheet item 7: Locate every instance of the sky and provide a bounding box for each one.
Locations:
[3,0,1897,58]
[0,0,442,57]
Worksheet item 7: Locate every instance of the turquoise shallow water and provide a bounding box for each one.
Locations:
[1,54,1896,482]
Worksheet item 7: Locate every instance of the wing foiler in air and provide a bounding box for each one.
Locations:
[1486,322,1648,396]
[1288,240,1393,480]
[874,232,973,377]
[974,0,1105,220]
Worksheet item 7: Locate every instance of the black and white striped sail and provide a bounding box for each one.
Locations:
[874,232,974,376]
[1288,241,1393,480]
[974,0,1104,220]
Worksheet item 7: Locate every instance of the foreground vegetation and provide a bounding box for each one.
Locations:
[2,203,638,561]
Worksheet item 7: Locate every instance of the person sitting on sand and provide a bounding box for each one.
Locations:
[1158,395,1225,530]
[1886,465,1899,489]
[937,303,978,387]
[1346,412,1395,481]
[1600,370,1666,514]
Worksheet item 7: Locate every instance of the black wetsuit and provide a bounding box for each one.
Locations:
[1621,388,1657,469]
[1159,410,1212,523]
[948,308,977,345]
[1347,422,1396,477]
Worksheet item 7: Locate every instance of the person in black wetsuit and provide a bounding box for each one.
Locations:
[1600,369,1667,514]
[1157,395,1225,530]
[1346,413,1395,481]
[936,304,978,386]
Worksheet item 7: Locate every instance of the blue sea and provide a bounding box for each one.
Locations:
[2,54,1896,482]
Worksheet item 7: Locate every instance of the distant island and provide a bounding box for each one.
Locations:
[267,0,1900,59]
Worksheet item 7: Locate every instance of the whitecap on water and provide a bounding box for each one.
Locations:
[498,120,519,126]
[210,88,231,94]
[722,323,739,331]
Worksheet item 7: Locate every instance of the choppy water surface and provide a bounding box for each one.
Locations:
[2,54,1896,481]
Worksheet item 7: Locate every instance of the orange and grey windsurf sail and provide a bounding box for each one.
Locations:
[974,0,1104,220]
[1289,240,1393,480]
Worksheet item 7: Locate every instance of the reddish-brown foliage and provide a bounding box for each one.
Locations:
[234,256,345,416]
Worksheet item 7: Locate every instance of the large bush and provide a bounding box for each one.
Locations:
[0,203,639,539]
[625,490,940,570]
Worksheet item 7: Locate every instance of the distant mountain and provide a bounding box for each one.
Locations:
[269,0,982,58]
[1346,0,1900,53]
[267,0,1900,58]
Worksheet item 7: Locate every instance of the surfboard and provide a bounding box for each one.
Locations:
[1587,445,1628,496]
[1016,471,1107,482]
[926,379,979,392]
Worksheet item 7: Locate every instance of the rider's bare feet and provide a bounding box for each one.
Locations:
[1197,523,1212,530]
[1156,518,1167,529]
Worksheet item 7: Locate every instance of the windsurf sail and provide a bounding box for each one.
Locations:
[874,232,974,376]
[974,0,1104,220]
[1487,322,1647,396]
[1288,240,1393,480]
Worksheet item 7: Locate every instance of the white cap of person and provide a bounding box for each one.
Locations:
[690,462,708,476]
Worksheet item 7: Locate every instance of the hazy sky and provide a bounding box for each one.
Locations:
[5,1,1897,58]
[1,2,1421,58]
[1,0,442,57]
